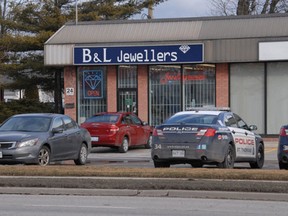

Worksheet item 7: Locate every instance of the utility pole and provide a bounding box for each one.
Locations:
[148,0,153,19]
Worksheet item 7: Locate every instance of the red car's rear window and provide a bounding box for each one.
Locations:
[85,114,120,123]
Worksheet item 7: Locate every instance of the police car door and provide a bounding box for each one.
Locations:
[225,113,256,159]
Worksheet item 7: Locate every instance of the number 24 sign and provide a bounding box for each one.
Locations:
[66,88,74,96]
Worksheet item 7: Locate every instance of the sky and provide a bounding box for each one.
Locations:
[151,0,212,18]
[77,0,213,19]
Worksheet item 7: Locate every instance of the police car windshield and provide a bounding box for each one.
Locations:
[165,114,218,125]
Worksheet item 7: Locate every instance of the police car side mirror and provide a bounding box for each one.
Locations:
[249,125,257,131]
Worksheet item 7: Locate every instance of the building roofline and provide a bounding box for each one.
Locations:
[64,13,288,26]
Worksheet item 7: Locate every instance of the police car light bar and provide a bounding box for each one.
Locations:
[185,106,231,112]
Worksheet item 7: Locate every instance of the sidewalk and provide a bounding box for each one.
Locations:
[0,176,287,194]
[1,187,288,201]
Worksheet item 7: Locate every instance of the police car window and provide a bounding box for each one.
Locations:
[224,114,237,127]
[234,114,248,129]
[165,114,218,124]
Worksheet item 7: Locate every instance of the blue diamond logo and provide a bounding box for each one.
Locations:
[84,71,102,90]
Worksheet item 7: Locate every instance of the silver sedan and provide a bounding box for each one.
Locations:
[0,113,91,166]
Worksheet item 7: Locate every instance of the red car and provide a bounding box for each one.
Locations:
[81,112,153,153]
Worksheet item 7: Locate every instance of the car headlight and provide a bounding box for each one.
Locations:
[17,138,39,148]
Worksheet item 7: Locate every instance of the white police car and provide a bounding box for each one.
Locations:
[151,108,264,168]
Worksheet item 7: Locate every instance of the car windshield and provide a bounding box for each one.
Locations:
[165,114,218,125]
[85,114,120,123]
[0,116,52,132]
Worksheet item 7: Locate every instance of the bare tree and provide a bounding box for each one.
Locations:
[210,0,288,15]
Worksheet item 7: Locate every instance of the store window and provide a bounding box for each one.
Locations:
[267,62,288,134]
[230,63,264,134]
[149,64,215,126]
[77,66,107,123]
[149,65,181,126]
[117,66,138,114]
[183,65,215,109]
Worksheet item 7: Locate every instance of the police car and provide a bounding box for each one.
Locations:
[151,108,264,168]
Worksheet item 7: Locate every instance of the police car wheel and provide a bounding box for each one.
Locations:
[249,143,264,169]
[153,160,170,168]
[218,144,235,169]
[279,161,288,170]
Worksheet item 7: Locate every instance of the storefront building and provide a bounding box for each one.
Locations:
[44,14,288,135]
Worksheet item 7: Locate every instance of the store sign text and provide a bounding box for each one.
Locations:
[74,44,203,65]
[160,72,206,84]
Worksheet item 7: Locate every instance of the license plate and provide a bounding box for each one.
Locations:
[91,137,99,142]
[172,150,185,158]
[0,151,2,158]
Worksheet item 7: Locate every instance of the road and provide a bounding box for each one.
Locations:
[1,194,288,216]
[87,142,279,169]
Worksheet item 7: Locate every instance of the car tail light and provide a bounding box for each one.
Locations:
[279,127,288,136]
[197,128,216,137]
[204,128,216,137]
[110,125,119,133]
[152,128,163,136]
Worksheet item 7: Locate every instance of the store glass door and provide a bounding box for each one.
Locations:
[118,90,137,114]
[117,66,138,115]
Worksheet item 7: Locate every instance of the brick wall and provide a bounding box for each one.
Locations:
[64,66,77,120]
[216,63,229,107]
[138,65,148,122]
[107,66,117,112]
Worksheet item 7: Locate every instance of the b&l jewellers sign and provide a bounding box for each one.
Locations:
[73,44,203,65]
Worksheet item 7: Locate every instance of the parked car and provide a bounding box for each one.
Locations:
[151,108,264,168]
[0,113,91,166]
[81,112,153,153]
[278,125,288,169]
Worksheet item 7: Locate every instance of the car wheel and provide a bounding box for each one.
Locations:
[250,143,264,169]
[279,161,288,170]
[191,162,203,168]
[119,137,129,153]
[38,146,50,166]
[218,144,235,168]
[144,134,152,149]
[153,160,170,168]
[74,143,88,165]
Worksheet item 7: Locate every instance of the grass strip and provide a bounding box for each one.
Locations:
[0,165,287,181]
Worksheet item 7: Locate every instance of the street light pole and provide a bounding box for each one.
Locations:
[75,0,78,25]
